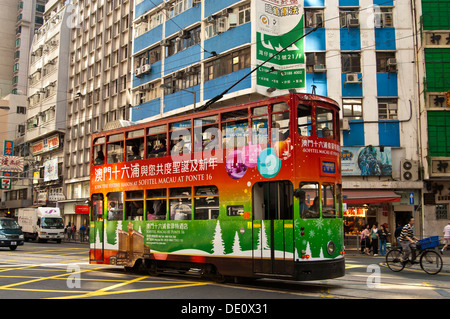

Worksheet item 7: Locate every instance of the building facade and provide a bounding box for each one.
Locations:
[63,0,134,227]
[413,0,450,237]
[2,0,69,216]
[0,0,20,98]
[13,0,48,96]
[131,0,422,242]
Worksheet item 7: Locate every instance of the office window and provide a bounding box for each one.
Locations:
[341,53,361,73]
[436,204,448,220]
[376,52,396,72]
[204,47,250,81]
[378,98,398,120]
[374,7,393,28]
[339,8,359,28]
[306,52,326,73]
[305,8,324,28]
[342,98,362,120]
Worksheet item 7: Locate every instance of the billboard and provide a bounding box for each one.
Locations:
[341,146,392,176]
[255,0,306,92]
[0,155,24,173]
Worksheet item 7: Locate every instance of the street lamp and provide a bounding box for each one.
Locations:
[160,83,196,111]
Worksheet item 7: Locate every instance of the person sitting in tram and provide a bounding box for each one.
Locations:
[94,150,105,165]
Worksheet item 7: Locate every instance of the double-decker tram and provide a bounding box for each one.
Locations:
[89,93,345,281]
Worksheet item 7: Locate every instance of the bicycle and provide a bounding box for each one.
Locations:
[385,236,443,275]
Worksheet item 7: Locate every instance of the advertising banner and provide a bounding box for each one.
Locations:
[255,0,305,92]
[341,146,392,176]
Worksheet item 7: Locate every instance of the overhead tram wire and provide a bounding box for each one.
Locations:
[196,25,320,112]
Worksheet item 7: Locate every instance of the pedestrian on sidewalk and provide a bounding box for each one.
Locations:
[66,222,72,241]
[442,221,450,254]
[378,224,389,256]
[371,223,379,256]
[361,224,371,255]
[80,224,86,242]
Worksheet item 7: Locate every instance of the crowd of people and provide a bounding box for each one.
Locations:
[359,219,450,259]
[65,222,89,242]
[360,222,389,256]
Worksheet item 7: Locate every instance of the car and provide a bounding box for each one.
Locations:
[0,217,24,250]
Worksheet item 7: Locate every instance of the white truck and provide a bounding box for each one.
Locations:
[17,207,65,243]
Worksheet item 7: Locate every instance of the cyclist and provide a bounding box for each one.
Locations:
[398,217,420,263]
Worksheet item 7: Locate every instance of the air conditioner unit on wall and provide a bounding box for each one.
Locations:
[141,64,151,74]
[348,17,359,28]
[345,73,360,83]
[400,159,419,181]
[340,118,350,130]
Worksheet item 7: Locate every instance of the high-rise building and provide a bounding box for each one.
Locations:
[0,0,19,98]
[2,0,68,215]
[13,0,48,96]
[413,0,450,235]
[131,0,423,238]
[64,0,134,222]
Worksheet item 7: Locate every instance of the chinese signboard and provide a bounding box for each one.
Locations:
[4,140,13,156]
[0,155,24,173]
[255,0,306,92]
[341,146,392,176]
[31,135,60,156]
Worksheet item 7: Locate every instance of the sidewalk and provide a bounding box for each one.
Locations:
[345,247,450,273]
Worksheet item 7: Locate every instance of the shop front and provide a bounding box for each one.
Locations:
[342,190,401,248]
[61,201,90,239]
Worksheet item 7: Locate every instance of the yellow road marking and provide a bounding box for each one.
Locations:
[53,281,212,299]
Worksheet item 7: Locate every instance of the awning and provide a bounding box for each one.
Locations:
[343,190,401,205]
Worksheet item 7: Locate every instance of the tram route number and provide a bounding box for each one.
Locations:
[181,303,268,316]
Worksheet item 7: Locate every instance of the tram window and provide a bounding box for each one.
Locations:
[170,129,191,156]
[93,144,105,165]
[194,125,219,153]
[252,116,268,145]
[194,186,219,220]
[146,189,167,220]
[169,187,192,220]
[126,190,144,199]
[194,115,218,126]
[316,107,334,139]
[222,119,248,149]
[126,137,144,161]
[125,201,144,220]
[298,182,319,219]
[107,192,123,221]
[91,194,104,221]
[337,184,343,218]
[221,109,248,121]
[147,134,167,158]
[298,104,312,136]
[107,141,124,164]
[271,112,289,142]
[252,105,268,116]
[322,184,336,218]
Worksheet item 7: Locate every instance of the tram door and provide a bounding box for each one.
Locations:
[90,194,105,262]
[252,181,294,275]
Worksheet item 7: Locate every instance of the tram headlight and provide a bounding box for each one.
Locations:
[326,241,336,256]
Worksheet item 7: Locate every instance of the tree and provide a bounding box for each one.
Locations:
[212,220,225,255]
[231,231,242,255]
